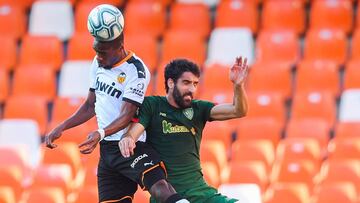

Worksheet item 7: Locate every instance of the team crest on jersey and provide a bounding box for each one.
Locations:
[117,72,126,84]
[183,108,193,120]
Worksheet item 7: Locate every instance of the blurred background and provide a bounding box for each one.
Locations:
[0,0,360,202]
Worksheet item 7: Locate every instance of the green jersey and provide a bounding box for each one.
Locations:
[138,96,214,191]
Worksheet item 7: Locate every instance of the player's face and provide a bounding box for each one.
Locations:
[172,72,199,108]
[93,40,120,69]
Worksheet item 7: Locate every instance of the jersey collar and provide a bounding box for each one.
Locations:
[112,50,134,68]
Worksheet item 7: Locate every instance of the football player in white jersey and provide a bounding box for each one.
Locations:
[45,4,188,203]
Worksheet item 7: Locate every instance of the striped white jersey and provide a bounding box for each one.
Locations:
[89,51,150,141]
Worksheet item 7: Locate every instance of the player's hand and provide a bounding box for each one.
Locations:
[230,56,249,85]
[79,131,100,154]
[45,126,64,149]
[118,135,136,158]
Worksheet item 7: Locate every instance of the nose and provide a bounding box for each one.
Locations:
[189,84,196,93]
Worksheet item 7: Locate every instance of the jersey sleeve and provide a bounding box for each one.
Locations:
[199,100,215,122]
[89,57,98,91]
[138,97,153,129]
[122,64,150,106]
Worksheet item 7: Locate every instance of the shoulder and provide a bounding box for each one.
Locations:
[144,96,162,104]
[126,54,149,79]
[192,99,215,107]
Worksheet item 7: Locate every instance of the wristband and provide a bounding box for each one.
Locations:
[97,128,105,141]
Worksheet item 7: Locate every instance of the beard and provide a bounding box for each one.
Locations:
[173,85,193,109]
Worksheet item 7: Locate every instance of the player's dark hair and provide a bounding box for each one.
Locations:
[95,32,124,49]
[164,59,200,93]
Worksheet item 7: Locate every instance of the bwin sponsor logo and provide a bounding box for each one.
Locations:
[131,154,148,168]
[96,77,122,98]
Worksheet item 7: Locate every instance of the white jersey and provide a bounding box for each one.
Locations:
[89,51,149,141]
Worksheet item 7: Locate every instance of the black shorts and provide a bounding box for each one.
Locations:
[97,141,166,203]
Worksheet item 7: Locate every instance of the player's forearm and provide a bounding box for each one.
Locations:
[103,114,134,137]
[60,101,96,130]
[123,123,145,141]
[233,83,248,118]
[103,103,137,137]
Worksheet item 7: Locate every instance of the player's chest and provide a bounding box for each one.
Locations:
[94,69,127,97]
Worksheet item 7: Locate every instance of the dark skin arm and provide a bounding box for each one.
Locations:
[45,90,96,149]
[78,101,138,154]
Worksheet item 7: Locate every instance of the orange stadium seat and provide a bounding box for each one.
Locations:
[246,93,286,126]
[169,2,210,39]
[276,137,322,167]
[80,146,99,170]
[215,0,258,34]
[4,96,48,134]
[78,0,124,6]
[344,60,360,90]
[312,182,357,203]
[67,32,95,60]
[52,97,85,123]
[83,166,97,187]
[74,2,99,33]
[198,89,233,104]
[201,162,220,188]
[319,160,360,192]
[256,29,299,66]
[203,121,233,149]
[42,142,83,180]
[0,0,34,11]
[231,140,275,173]
[226,161,268,192]
[296,60,339,98]
[334,122,360,140]
[264,182,310,203]
[161,31,206,67]
[0,166,23,201]
[0,4,26,40]
[291,92,336,128]
[271,159,319,190]
[0,69,9,103]
[124,1,166,38]
[201,64,233,92]
[200,140,228,174]
[310,0,353,34]
[303,29,347,66]
[19,35,63,71]
[75,186,98,203]
[21,187,66,203]
[0,36,17,71]
[286,119,330,149]
[126,34,158,73]
[0,186,15,203]
[11,67,56,101]
[236,118,283,147]
[31,164,72,196]
[248,62,292,101]
[350,29,360,60]
[328,138,360,161]
[261,0,305,35]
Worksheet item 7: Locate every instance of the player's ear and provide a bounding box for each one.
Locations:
[167,79,174,89]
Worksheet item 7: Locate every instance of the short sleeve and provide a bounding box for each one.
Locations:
[89,57,98,90]
[122,65,150,106]
[198,100,215,122]
[138,97,153,129]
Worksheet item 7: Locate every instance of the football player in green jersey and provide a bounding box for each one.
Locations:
[119,57,249,203]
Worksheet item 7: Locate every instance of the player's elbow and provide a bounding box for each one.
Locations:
[234,107,248,118]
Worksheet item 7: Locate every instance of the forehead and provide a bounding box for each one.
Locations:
[178,71,199,81]
[93,39,113,51]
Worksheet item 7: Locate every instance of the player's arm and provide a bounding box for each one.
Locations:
[210,56,249,121]
[119,122,145,157]
[45,90,96,148]
[79,101,138,154]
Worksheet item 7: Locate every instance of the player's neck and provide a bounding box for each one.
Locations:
[166,95,180,109]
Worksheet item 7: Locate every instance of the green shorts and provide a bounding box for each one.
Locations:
[150,181,238,203]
